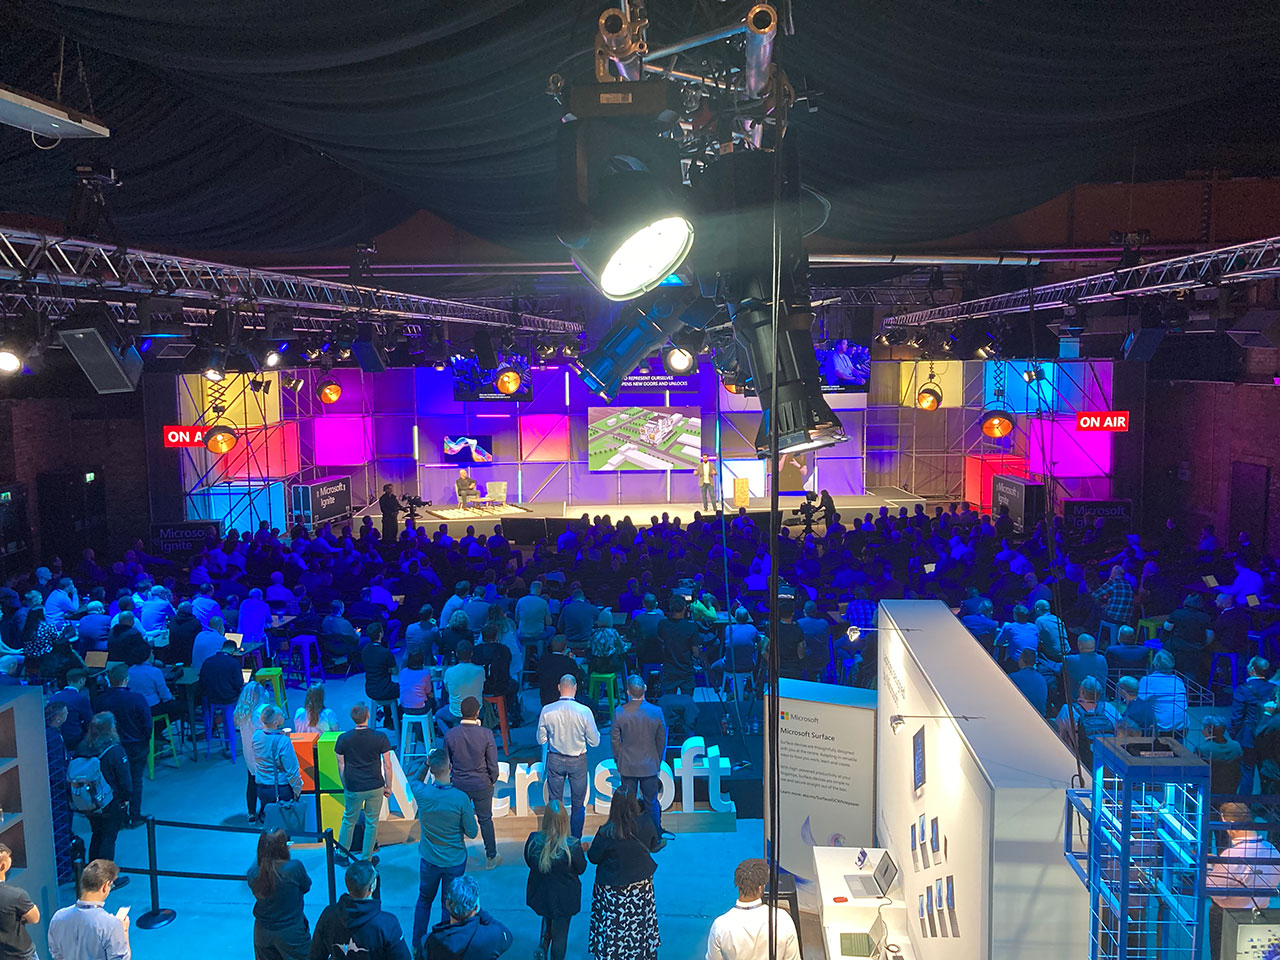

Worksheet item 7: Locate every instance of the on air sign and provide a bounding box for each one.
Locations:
[1075,411,1129,432]
[162,425,208,448]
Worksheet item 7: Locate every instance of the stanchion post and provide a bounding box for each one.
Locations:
[324,829,336,905]
[135,816,177,929]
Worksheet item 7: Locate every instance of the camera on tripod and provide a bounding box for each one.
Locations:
[791,491,819,519]
[404,495,431,508]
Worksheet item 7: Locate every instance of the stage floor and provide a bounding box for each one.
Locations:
[357,486,923,539]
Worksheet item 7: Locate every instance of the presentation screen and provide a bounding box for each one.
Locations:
[816,339,871,393]
[443,435,494,463]
[587,406,701,472]
[451,356,532,401]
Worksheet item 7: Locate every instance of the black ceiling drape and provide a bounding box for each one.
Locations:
[0,0,1277,252]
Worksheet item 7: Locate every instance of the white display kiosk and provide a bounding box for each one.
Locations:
[874,600,1088,960]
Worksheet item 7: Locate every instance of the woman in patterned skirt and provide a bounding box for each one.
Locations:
[586,785,663,960]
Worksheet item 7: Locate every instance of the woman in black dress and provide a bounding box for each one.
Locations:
[246,828,311,960]
[525,799,586,960]
[586,785,662,960]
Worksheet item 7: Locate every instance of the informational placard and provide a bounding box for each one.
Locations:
[150,520,221,556]
[291,475,352,525]
[991,474,1046,535]
[733,476,751,508]
[776,678,876,908]
[1062,498,1133,535]
[619,357,696,392]
[161,424,210,448]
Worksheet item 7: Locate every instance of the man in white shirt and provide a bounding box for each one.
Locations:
[706,858,799,960]
[1208,802,1280,959]
[1136,650,1190,735]
[536,674,600,838]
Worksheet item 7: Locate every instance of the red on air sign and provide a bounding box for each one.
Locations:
[162,425,208,448]
[1076,411,1129,432]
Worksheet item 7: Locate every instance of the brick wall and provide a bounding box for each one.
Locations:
[0,399,149,559]
[1144,380,1280,554]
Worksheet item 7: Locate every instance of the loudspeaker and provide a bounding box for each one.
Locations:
[544,516,571,541]
[473,332,498,369]
[1123,328,1165,363]
[501,517,547,544]
[58,312,144,393]
[352,322,387,373]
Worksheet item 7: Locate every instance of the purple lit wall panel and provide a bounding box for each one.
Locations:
[319,369,369,415]
[520,414,570,462]
[618,472,664,504]
[1026,417,1112,478]
[420,465,463,505]
[569,463,618,504]
[373,416,415,458]
[1053,361,1113,412]
[414,369,465,415]
[370,368,416,414]
[814,458,867,496]
[521,367,571,414]
[467,463,520,502]
[668,471,701,501]
[314,416,372,465]
[521,462,569,504]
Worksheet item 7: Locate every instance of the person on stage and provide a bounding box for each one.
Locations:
[456,469,478,508]
[377,483,402,543]
[699,454,716,512]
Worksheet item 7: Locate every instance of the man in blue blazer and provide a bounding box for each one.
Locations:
[611,675,670,837]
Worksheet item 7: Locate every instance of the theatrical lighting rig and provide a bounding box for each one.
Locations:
[203,348,227,383]
[316,378,342,405]
[280,375,305,393]
[493,363,523,395]
[579,295,718,401]
[980,359,1017,439]
[916,373,942,411]
[202,425,238,455]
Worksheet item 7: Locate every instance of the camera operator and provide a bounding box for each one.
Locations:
[378,484,403,543]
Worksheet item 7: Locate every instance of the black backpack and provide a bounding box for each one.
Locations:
[1072,704,1116,771]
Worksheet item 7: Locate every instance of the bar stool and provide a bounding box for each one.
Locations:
[764,874,803,957]
[373,699,401,738]
[587,673,620,715]
[1209,651,1242,691]
[720,671,753,701]
[202,699,237,760]
[281,635,322,690]
[255,667,286,708]
[147,713,181,779]
[483,695,511,757]
[400,712,434,763]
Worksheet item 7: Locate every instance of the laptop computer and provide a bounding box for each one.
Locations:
[1202,575,1219,588]
[839,914,887,958]
[844,851,898,898]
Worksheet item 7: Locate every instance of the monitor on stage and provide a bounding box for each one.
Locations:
[451,355,532,401]
[816,339,871,393]
[443,435,494,463]
[587,406,702,472]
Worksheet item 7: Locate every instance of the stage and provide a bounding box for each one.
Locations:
[356,486,924,540]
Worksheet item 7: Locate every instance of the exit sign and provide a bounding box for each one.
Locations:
[1076,411,1129,432]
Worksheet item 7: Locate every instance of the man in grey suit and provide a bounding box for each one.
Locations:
[611,674,670,837]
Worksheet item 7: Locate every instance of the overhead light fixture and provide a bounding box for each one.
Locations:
[261,343,286,368]
[662,345,696,374]
[203,348,227,382]
[1022,364,1045,384]
[248,378,272,395]
[535,342,556,361]
[494,365,523,395]
[302,345,322,363]
[316,378,342,404]
[561,338,581,360]
[915,368,942,411]
[980,409,1017,439]
[281,375,304,393]
[203,425,238,455]
[432,356,448,371]
[0,333,34,375]
[578,297,716,402]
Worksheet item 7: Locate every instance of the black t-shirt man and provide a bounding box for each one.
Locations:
[361,643,398,702]
[0,879,36,959]
[659,617,701,679]
[334,726,392,793]
[536,652,582,706]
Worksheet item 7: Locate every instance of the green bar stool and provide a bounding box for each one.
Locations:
[587,672,620,715]
[148,713,181,780]
[256,667,286,708]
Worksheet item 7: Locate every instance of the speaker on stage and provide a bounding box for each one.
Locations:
[545,517,571,541]
[1123,328,1165,362]
[501,516,547,544]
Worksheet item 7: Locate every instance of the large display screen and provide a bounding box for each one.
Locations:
[587,406,702,471]
[451,356,532,401]
[443,435,494,464]
[817,339,871,393]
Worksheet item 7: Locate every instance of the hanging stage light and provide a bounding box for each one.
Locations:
[316,378,342,404]
[494,365,523,395]
[301,345,322,363]
[980,409,1017,439]
[0,333,33,374]
[535,342,556,361]
[280,375,304,393]
[578,296,717,402]
[203,425,238,455]
[662,345,695,374]
[916,364,942,411]
[261,343,287,368]
[203,348,227,382]
[561,338,581,359]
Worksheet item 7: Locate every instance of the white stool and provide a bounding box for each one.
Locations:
[400,712,434,763]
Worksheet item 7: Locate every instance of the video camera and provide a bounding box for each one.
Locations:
[791,491,819,519]
[404,495,432,508]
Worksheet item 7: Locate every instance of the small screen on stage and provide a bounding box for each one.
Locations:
[816,339,871,393]
[587,406,702,471]
[443,435,494,463]
[451,355,532,401]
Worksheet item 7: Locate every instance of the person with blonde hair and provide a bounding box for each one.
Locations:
[293,683,339,733]
[233,681,272,823]
[524,799,586,960]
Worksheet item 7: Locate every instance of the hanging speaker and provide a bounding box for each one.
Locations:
[58,310,144,393]
[1122,328,1165,363]
[352,322,387,373]
[473,331,498,369]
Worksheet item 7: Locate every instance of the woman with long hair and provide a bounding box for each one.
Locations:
[525,799,587,960]
[246,827,311,958]
[234,682,272,823]
[76,712,131,878]
[586,785,662,959]
[292,684,339,733]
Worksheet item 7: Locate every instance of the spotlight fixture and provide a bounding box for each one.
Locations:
[0,333,34,374]
[261,343,287,368]
[432,356,448,372]
[316,378,342,404]
[1022,364,1045,384]
[248,378,272,395]
[203,348,227,382]
[280,375,304,393]
[915,373,942,411]
[337,346,352,361]
[578,296,715,402]
[202,425,238,455]
[535,342,556,361]
[980,409,1017,439]
[301,345,322,363]
[561,338,581,360]
[661,345,696,374]
[493,364,523,395]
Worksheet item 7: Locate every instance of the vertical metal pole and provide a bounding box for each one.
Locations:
[325,829,337,905]
[134,816,176,928]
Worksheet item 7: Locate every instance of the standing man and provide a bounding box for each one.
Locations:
[378,484,403,545]
[422,875,513,960]
[334,702,394,865]
[1229,657,1277,794]
[611,676,669,837]
[409,748,478,950]
[47,859,129,960]
[96,663,151,828]
[444,697,501,870]
[310,861,411,960]
[658,597,700,695]
[537,674,600,839]
[699,454,716,513]
[0,842,38,960]
[705,858,800,960]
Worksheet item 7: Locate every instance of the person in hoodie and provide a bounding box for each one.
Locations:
[310,860,411,960]
[420,875,512,960]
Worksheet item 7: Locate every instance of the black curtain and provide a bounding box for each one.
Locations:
[0,0,1277,252]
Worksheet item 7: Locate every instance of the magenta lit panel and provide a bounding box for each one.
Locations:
[1027,416,1112,478]
[314,415,372,465]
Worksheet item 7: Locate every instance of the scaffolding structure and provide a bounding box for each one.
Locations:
[1065,736,1208,960]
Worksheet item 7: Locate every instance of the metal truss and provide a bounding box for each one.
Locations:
[884,235,1280,326]
[810,285,953,307]
[0,226,583,335]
